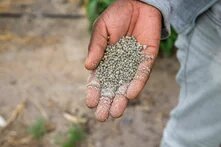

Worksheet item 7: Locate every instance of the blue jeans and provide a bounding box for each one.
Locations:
[161,4,221,147]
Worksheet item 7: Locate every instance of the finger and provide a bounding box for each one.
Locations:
[126,49,155,99]
[95,89,114,122]
[85,18,108,70]
[126,4,161,99]
[110,95,128,118]
[110,83,129,118]
[95,97,112,122]
[86,71,100,108]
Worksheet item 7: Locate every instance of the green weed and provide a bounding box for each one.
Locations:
[28,118,47,140]
[61,125,86,147]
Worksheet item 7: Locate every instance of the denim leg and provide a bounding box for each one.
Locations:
[161,9,221,147]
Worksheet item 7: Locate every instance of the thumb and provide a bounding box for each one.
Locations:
[85,18,108,70]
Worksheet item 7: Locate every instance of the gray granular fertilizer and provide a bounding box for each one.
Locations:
[96,36,145,97]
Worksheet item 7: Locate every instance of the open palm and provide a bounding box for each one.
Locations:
[85,0,162,121]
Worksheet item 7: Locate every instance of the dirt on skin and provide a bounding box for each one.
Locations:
[0,1,179,147]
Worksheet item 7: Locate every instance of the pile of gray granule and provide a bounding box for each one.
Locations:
[96,36,145,96]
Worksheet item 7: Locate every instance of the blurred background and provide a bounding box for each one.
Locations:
[0,0,179,147]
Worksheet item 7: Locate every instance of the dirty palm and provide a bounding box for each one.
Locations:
[85,0,164,121]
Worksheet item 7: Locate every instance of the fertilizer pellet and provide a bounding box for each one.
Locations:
[96,36,145,97]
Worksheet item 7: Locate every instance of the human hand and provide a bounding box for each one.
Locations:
[85,0,162,121]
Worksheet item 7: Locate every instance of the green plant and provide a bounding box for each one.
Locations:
[160,27,177,57]
[86,0,177,56]
[61,125,86,147]
[28,118,47,140]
